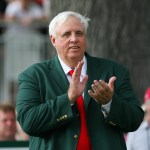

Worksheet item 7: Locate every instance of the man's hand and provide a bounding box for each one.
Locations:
[88,77,116,105]
[68,61,88,104]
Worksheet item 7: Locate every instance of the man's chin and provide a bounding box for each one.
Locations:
[69,53,82,58]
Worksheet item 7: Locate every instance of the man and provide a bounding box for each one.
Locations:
[126,87,150,150]
[16,11,144,150]
[0,103,16,141]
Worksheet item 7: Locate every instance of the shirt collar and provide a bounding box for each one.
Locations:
[58,55,87,76]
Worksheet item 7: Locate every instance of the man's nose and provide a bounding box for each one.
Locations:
[70,34,78,43]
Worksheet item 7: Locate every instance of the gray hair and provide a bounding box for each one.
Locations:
[49,11,90,37]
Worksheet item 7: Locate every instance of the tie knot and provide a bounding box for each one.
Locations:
[69,69,74,76]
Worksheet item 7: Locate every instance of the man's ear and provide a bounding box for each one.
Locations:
[50,35,56,47]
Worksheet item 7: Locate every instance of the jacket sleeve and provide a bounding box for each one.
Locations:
[16,72,78,136]
[105,68,144,132]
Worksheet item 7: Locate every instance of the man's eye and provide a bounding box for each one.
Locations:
[76,32,84,36]
[62,32,70,37]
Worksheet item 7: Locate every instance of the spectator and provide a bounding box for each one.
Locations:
[0,103,16,141]
[2,0,47,101]
[34,0,43,7]
[126,87,150,150]
[0,0,8,101]
[34,0,51,19]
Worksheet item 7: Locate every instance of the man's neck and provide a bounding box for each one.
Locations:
[58,56,84,68]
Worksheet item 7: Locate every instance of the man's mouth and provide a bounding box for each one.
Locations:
[69,46,80,49]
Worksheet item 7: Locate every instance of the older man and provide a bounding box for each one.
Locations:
[16,11,144,150]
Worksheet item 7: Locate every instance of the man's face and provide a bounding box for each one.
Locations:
[51,16,86,63]
[0,111,16,140]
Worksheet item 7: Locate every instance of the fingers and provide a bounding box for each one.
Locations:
[73,61,88,85]
[69,60,87,101]
[72,61,87,83]
[93,80,110,94]
[108,76,116,88]
[97,80,110,93]
[89,80,109,99]
[81,75,88,85]
[88,77,116,104]
[88,89,97,101]
[73,61,84,77]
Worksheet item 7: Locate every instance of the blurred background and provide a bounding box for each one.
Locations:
[0,0,150,107]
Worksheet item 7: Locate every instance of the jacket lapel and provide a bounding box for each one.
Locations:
[47,54,105,110]
[84,54,102,110]
[48,56,69,93]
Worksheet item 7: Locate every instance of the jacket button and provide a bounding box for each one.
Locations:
[109,121,116,126]
[74,134,78,139]
[76,113,79,117]
[64,115,67,119]
[61,116,65,119]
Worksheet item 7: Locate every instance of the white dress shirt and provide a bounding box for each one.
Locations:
[58,55,87,82]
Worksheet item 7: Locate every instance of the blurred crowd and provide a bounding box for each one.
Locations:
[0,0,50,142]
[0,0,50,20]
[126,87,150,150]
[0,0,50,103]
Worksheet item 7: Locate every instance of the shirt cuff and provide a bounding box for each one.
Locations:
[70,103,74,106]
[101,100,112,116]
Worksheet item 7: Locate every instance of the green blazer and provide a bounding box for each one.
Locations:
[16,53,144,150]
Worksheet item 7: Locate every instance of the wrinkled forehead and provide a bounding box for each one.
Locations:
[55,16,85,36]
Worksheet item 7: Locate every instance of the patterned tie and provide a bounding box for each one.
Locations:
[69,70,92,150]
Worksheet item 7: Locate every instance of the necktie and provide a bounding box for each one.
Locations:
[69,70,92,150]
